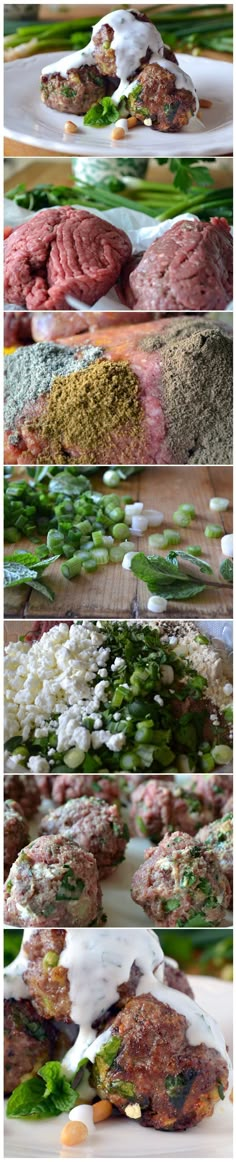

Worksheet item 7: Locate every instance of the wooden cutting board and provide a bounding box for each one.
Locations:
[4,465,233,621]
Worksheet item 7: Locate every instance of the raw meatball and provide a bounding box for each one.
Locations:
[164,959,194,999]
[4,774,41,819]
[170,785,215,836]
[4,799,29,881]
[41,795,129,878]
[198,813,233,906]
[190,774,233,817]
[92,993,228,1130]
[128,60,196,132]
[131,831,231,927]
[51,774,120,807]
[34,775,53,796]
[41,65,106,115]
[129,779,173,840]
[4,998,54,1095]
[123,218,233,312]
[4,834,102,928]
[222,794,233,815]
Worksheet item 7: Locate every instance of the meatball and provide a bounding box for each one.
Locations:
[4,998,54,1095]
[222,794,233,816]
[4,834,102,928]
[23,929,70,1020]
[92,993,228,1130]
[164,959,194,999]
[170,785,215,837]
[4,799,29,881]
[41,796,129,878]
[128,62,196,132]
[190,775,233,818]
[51,774,120,807]
[34,775,53,797]
[198,813,233,907]
[131,831,231,927]
[129,779,173,841]
[93,12,152,78]
[40,65,106,114]
[4,775,41,820]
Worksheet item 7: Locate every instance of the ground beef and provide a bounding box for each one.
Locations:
[198,813,233,906]
[4,799,29,881]
[128,61,196,132]
[4,775,41,819]
[170,786,216,837]
[190,775,233,817]
[123,218,233,311]
[131,831,231,926]
[4,834,102,927]
[4,998,54,1095]
[163,960,194,999]
[4,313,32,347]
[41,795,128,878]
[4,207,132,310]
[92,993,228,1130]
[51,774,120,807]
[41,64,106,114]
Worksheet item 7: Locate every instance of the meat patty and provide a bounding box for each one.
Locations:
[4,799,29,881]
[51,774,121,807]
[198,812,233,906]
[41,795,129,878]
[131,831,231,926]
[41,64,106,114]
[4,207,132,310]
[92,993,228,1130]
[128,61,196,132]
[4,774,41,819]
[4,998,54,1095]
[123,218,233,311]
[4,834,102,927]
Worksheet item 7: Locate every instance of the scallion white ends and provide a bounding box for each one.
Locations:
[221,534,233,558]
[209,497,229,512]
[147,595,167,612]
[143,509,164,526]
[122,551,138,570]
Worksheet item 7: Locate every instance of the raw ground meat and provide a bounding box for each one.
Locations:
[4,207,132,310]
[123,218,233,311]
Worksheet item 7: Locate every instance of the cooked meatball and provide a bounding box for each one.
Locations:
[129,779,173,840]
[40,65,106,114]
[4,774,41,820]
[23,929,70,1020]
[190,774,233,818]
[4,834,102,928]
[93,12,152,78]
[4,799,29,881]
[128,61,196,132]
[4,998,54,1095]
[164,959,194,999]
[131,831,231,927]
[198,813,233,907]
[92,993,228,1130]
[41,796,129,878]
[51,774,120,807]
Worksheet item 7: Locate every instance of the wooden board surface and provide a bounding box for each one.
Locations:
[4,466,233,621]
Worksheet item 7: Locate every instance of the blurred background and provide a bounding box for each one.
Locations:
[4,928,233,979]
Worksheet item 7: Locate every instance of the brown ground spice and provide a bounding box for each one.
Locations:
[140,320,232,465]
[37,360,146,463]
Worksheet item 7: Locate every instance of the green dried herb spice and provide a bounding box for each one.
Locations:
[38,360,145,463]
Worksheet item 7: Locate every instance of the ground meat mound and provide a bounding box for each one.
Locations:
[92,993,228,1130]
[123,218,233,311]
[128,61,196,132]
[131,830,231,926]
[4,775,41,819]
[41,64,106,114]
[4,834,102,927]
[4,207,132,310]
[4,799,29,881]
[4,998,54,1094]
[51,774,120,807]
[41,795,128,878]
[198,813,233,906]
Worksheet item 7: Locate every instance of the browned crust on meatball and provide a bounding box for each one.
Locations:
[128,62,196,132]
[4,998,54,1094]
[40,64,106,114]
[23,929,70,1020]
[92,993,228,1130]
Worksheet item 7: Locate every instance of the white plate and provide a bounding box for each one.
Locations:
[4,52,233,157]
[4,976,233,1157]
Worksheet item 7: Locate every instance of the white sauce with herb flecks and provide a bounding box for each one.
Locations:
[41,8,198,112]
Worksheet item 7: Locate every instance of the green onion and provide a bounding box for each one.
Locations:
[204,525,223,538]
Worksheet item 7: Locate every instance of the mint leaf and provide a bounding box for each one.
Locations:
[4,553,59,601]
[7,1061,77,1120]
[131,553,205,600]
[168,550,213,575]
[49,473,91,496]
[219,558,233,583]
[84,97,120,127]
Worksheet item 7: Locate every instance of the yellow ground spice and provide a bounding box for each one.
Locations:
[38,360,145,463]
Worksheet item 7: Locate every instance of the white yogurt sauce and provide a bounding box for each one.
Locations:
[4,938,30,1000]
[41,8,198,112]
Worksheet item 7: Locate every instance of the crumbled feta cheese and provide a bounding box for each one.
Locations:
[154,695,164,707]
[28,756,50,773]
[223,682,233,696]
[111,657,125,670]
